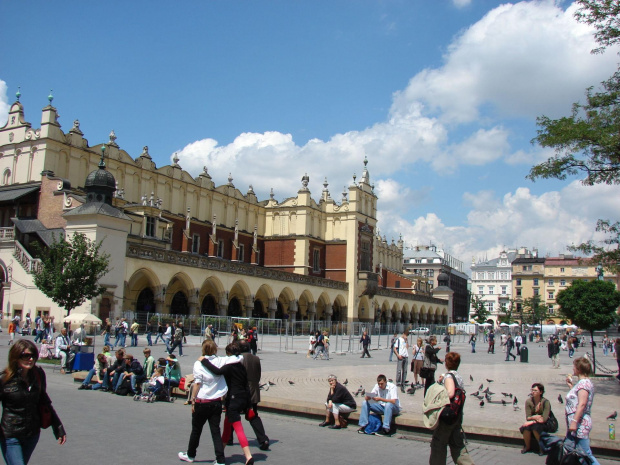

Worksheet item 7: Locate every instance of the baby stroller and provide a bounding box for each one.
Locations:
[134,377,175,403]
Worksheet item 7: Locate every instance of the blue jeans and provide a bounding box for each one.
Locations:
[131,333,138,347]
[146,332,153,346]
[168,340,183,356]
[358,400,400,430]
[131,374,144,393]
[104,333,111,347]
[471,342,476,353]
[154,333,164,344]
[33,330,43,344]
[564,433,600,465]
[83,368,97,385]
[1,433,40,465]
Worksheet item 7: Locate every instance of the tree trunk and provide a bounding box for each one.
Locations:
[590,330,596,375]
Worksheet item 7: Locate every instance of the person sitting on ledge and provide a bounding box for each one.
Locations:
[319,374,356,429]
[357,374,400,436]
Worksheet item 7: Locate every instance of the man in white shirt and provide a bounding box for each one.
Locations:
[356,374,401,436]
[515,333,523,356]
[393,331,409,393]
[55,328,74,374]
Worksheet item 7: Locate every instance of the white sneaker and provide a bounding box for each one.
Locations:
[214,462,225,465]
[178,452,195,462]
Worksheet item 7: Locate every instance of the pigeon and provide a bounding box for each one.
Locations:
[607,411,618,421]
[388,379,394,383]
[513,397,518,407]
[478,383,484,390]
[288,381,295,385]
[264,384,269,391]
[361,389,365,396]
[558,394,564,404]
[483,388,494,396]
[472,393,484,400]
[470,375,474,382]
[268,381,276,386]
[259,383,266,389]
[471,391,480,397]
[501,392,510,397]
[501,399,507,406]
[343,379,348,385]
[486,379,494,383]
[485,393,493,402]
[404,380,411,385]
[479,400,485,408]
[354,391,360,397]
[406,386,416,395]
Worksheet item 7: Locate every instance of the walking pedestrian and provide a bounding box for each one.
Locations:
[468,333,476,353]
[360,331,371,358]
[488,330,495,354]
[145,320,153,346]
[515,333,523,356]
[505,334,517,361]
[389,333,397,362]
[394,331,409,392]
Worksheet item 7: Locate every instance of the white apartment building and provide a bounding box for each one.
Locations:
[469,249,518,323]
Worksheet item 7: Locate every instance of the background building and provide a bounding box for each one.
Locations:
[402,245,469,322]
[0,96,450,328]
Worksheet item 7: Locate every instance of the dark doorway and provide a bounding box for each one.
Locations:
[170,291,189,316]
[201,295,218,316]
[228,297,242,317]
[136,288,155,315]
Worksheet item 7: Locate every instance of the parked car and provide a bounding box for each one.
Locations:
[409,327,430,335]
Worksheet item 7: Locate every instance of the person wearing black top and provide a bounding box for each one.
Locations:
[424,336,443,395]
[319,375,356,429]
[201,342,254,465]
[360,331,371,358]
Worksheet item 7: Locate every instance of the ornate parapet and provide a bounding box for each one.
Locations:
[375,287,448,306]
[126,243,349,291]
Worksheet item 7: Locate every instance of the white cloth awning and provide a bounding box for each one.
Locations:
[63,313,102,324]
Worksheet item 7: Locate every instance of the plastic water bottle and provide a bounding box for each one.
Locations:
[610,422,615,440]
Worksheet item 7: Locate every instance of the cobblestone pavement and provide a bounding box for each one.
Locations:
[0,332,617,464]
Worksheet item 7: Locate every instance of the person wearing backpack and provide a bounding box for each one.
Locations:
[429,352,473,465]
[168,322,185,357]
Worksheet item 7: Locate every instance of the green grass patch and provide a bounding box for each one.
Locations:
[38,358,61,365]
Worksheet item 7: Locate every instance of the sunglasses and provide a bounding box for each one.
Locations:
[19,353,35,361]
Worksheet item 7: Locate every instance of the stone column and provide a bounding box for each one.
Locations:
[218,294,229,317]
[307,302,316,322]
[244,296,254,318]
[324,303,333,324]
[288,299,298,323]
[268,298,277,319]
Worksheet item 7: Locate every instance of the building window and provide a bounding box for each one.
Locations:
[533,278,539,286]
[500,302,507,311]
[501,285,507,295]
[548,291,554,300]
[238,244,245,262]
[192,234,200,253]
[415,259,422,264]
[560,267,565,273]
[360,239,371,271]
[534,288,539,296]
[488,272,495,280]
[427,269,434,277]
[500,271,509,280]
[489,286,494,295]
[516,279,521,286]
[313,249,320,273]
[2,169,10,186]
[217,240,224,258]
[145,216,156,237]
[395,280,400,289]
[516,303,522,312]
[560,279,566,286]
[548,305,554,315]
[486,302,494,312]
[516,288,522,296]
[548,279,554,286]
[478,286,484,295]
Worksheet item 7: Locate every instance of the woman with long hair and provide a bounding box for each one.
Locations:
[423,336,443,395]
[519,383,554,454]
[200,342,254,465]
[0,339,66,464]
[178,339,242,465]
[564,357,600,465]
[411,337,425,387]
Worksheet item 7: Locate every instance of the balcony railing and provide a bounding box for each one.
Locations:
[14,241,42,274]
[0,227,14,241]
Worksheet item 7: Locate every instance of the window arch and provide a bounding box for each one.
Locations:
[2,169,10,186]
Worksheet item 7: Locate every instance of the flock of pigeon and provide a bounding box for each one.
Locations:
[257,376,618,423]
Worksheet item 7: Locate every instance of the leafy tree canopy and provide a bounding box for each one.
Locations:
[556,279,620,332]
[574,0,620,55]
[470,295,490,324]
[33,232,110,315]
[522,296,549,326]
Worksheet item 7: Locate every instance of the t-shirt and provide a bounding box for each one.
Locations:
[565,378,594,439]
[369,381,400,408]
[395,337,408,357]
[412,345,425,361]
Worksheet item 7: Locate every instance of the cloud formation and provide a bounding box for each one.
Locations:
[0,81,9,126]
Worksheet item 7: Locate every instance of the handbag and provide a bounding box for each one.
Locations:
[545,409,559,433]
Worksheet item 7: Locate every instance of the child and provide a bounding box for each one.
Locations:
[148,366,165,392]
[7,321,15,345]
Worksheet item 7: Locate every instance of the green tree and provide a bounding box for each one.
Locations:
[33,232,110,316]
[529,1,620,272]
[470,295,490,324]
[522,296,549,328]
[498,298,517,324]
[556,279,620,373]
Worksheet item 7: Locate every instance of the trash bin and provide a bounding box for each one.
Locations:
[520,345,529,363]
[529,332,534,342]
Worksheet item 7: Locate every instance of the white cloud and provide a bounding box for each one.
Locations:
[453,0,472,8]
[390,2,619,124]
[0,81,9,126]
[394,181,620,272]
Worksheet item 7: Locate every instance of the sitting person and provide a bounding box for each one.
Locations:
[165,354,181,388]
[55,328,74,374]
[147,366,166,393]
[78,353,111,391]
[319,374,356,429]
[520,382,554,454]
[357,374,400,436]
[109,349,127,392]
[38,338,55,359]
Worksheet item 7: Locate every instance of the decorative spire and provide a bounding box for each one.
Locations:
[99,145,106,169]
[16,87,21,102]
[300,173,310,191]
[140,146,151,159]
[108,130,118,147]
[227,173,234,186]
[201,166,211,178]
[247,185,255,195]
[364,155,368,167]
[172,152,180,167]
[270,188,274,200]
[48,89,54,105]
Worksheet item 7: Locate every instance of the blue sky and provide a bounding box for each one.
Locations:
[1,0,619,272]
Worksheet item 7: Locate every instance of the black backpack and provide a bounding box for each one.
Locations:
[438,373,466,425]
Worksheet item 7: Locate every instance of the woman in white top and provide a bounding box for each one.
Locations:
[411,337,425,387]
[178,339,241,465]
[307,331,316,358]
[515,333,523,356]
